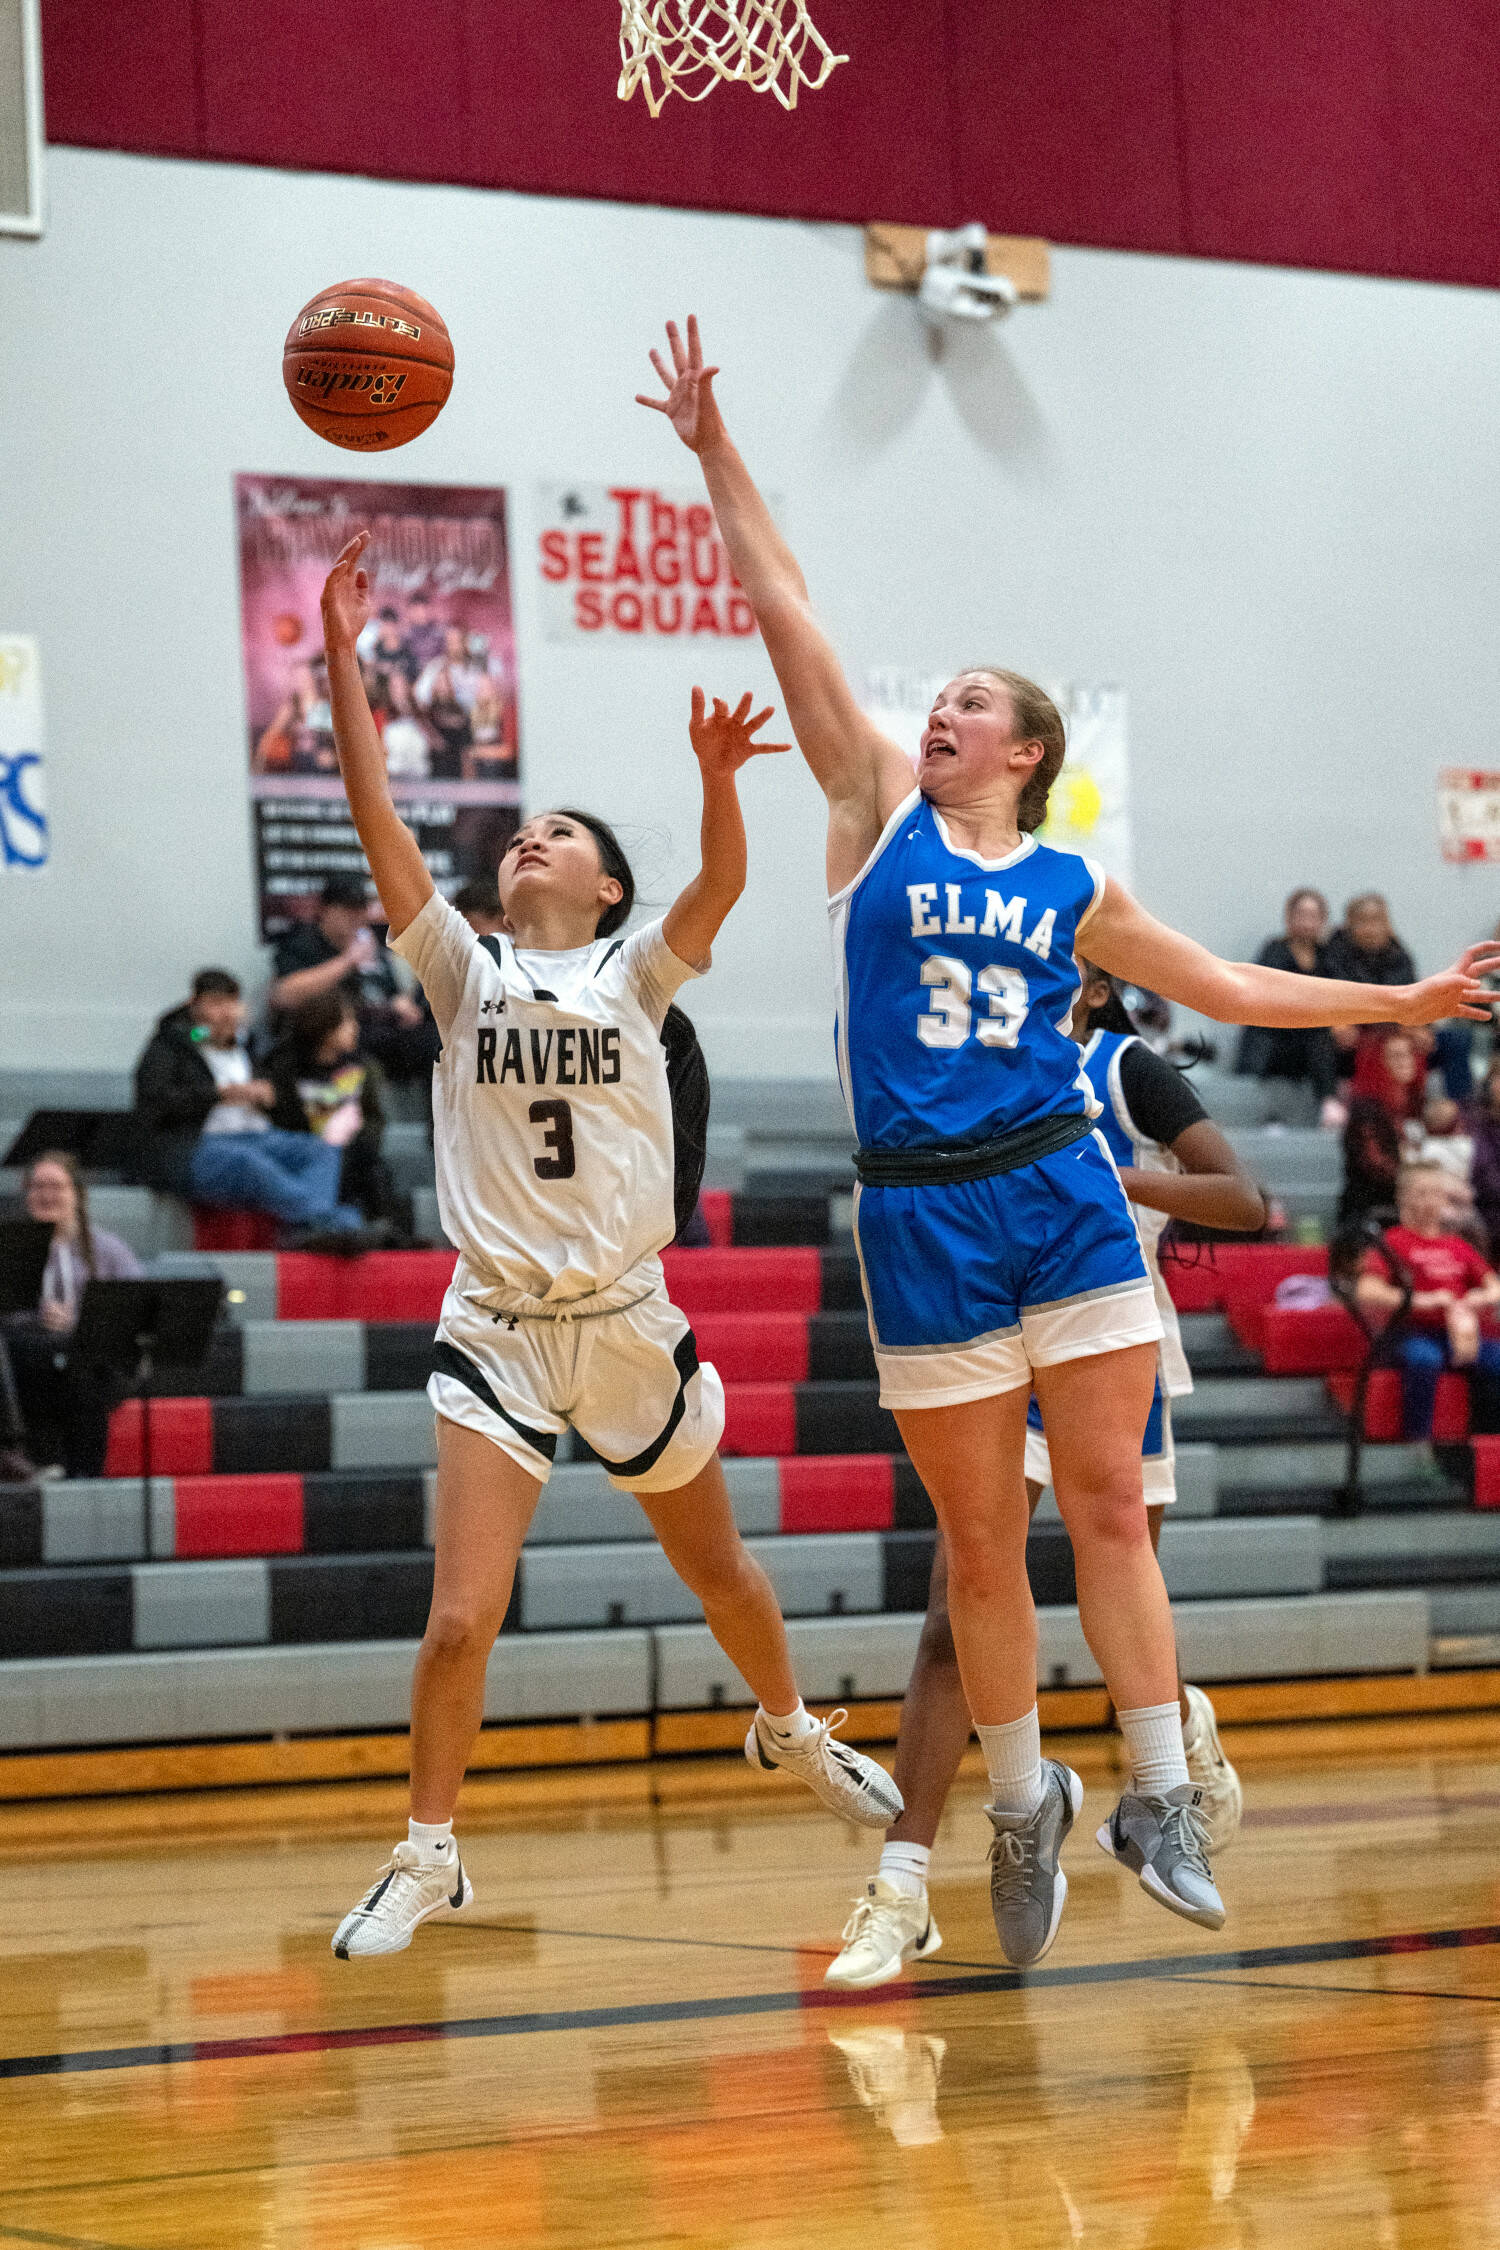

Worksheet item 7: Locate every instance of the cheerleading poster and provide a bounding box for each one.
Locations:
[236,474,519,939]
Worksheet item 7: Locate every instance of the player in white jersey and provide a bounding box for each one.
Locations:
[317,533,904,1960]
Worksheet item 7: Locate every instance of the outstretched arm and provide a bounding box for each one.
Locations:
[1087,879,1500,1032]
[321,534,434,940]
[638,318,914,885]
[663,689,789,968]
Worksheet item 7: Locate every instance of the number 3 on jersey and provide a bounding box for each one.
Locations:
[529,1099,576,1179]
[918,956,1028,1051]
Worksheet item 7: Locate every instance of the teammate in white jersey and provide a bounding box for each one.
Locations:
[318,533,904,1960]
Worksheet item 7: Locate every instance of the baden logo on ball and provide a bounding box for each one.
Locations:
[282,278,454,451]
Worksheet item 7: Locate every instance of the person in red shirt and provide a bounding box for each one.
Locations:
[1357,1163,1500,1438]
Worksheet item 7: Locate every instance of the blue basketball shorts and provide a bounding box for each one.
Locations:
[852,1129,1163,1409]
[1025,1378,1177,1503]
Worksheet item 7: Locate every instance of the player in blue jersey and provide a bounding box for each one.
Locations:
[825,964,1265,1987]
[641,316,1500,1962]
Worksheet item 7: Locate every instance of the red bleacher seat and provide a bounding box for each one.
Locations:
[663,1247,823,1317]
[698,1189,733,1248]
[1259,1302,1365,1374]
[692,1312,809,1383]
[173,1473,304,1557]
[104,1397,214,1477]
[277,1249,456,1322]
[1327,1369,1470,1442]
[192,1208,277,1252]
[720,1383,797,1457]
[1473,1436,1500,1509]
[778,1455,893,1532]
[1166,1243,1327,1316]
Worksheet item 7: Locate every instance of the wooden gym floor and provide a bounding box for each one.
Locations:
[2,1715,1499,2248]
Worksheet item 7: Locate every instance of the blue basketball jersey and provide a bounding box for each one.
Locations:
[831,790,1104,1149]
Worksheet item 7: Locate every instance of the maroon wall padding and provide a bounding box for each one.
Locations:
[720,1382,797,1457]
[277,1249,457,1322]
[779,1454,893,1532]
[40,0,1500,290]
[699,1190,734,1248]
[103,1397,214,1478]
[693,1311,809,1382]
[174,1473,304,1558]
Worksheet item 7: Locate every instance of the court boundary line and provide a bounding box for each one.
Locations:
[1,1921,1496,2082]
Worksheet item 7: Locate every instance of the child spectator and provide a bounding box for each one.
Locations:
[265,992,405,1235]
[1471,1055,1500,1261]
[132,969,364,1242]
[1356,1162,1500,1439]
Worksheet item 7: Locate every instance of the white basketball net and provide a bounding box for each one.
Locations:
[619,0,847,114]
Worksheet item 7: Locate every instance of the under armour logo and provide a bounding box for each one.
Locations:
[478,998,505,1016]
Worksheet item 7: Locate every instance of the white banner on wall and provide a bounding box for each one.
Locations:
[0,634,48,871]
[862,671,1132,884]
[536,482,757,641]
[1438,767,1500,863]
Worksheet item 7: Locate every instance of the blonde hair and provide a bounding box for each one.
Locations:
[964,668,1066,832]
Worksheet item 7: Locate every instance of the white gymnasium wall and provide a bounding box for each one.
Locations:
[2,149,1498,1080]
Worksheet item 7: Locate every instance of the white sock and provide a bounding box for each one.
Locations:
[976,1708,1046,1816]
[1118,1702,1190,1796]
[878,1842,931,1899]
[408,1817,454,1864]
[759,1700,819,1746]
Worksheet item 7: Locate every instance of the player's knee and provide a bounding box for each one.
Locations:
[421,1600,502,1663]
[670,1533,756,1610]
[1058,1467,1151,1551]
[942,1524,1025,1609]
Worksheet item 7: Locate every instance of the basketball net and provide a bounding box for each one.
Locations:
[618,0,847,114]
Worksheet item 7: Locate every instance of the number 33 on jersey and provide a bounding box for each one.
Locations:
[831,791,1103,1149]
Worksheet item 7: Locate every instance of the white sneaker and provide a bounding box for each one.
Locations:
[745,1707,904,1827]
[825,1877,943,1989]
[332,1839,474,1959]
[1182,1683,1243,1854]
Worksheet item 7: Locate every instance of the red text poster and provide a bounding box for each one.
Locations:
[536,482,756,641]
[237,473,519,938]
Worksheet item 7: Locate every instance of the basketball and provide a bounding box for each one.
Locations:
[281,277,454,451]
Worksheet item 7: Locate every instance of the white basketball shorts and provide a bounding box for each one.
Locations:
[428,1262,725,1494]
[1024,1390,1177,1506]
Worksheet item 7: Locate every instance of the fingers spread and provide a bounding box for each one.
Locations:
[687,313,702,366]
[649,347,674,390]
[667,320,688,374]
[635,393,669,413]
[746,705,775,734]
[690,685,706,723]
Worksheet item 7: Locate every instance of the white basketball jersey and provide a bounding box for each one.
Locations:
[392,892,702,1309]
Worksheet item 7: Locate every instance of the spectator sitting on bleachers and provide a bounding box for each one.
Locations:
[1469,1055,1500,1260]
[133,968,365,1245]
[0,1150,141,1479]
[1356,1161,1500,1440]
[1352,1027,1426,1127]
[1234,887,1341,1124]
[268,874,439,1089]
[265,991,406,1237]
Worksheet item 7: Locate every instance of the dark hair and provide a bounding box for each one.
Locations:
[453,875,501,917]
[1077,962,1136,1037]
[191,968,240,1000]
[548,808,635,937]
[964,669,1067,833]
[25,1148,96,1275]
[1285,886,1328,918]
[320,873,369,911]
[289,988,357,1059]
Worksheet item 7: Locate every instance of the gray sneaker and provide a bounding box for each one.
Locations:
[985,1760,1084,1967]
[1096,1783,1226,1930]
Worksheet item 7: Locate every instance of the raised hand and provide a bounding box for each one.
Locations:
[1400,940,1500,1025]
[321,531,373,655]
[688,687,790,776]
[636,316,727,456]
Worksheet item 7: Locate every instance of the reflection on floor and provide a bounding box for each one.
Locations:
[1,1723,1498,2247]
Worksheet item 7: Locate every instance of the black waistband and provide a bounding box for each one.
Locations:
[854,1109,1094,1189]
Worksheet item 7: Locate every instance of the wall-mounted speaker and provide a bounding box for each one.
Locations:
[0,0,43,237]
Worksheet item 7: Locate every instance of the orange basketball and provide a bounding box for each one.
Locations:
[282,278,454,451]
